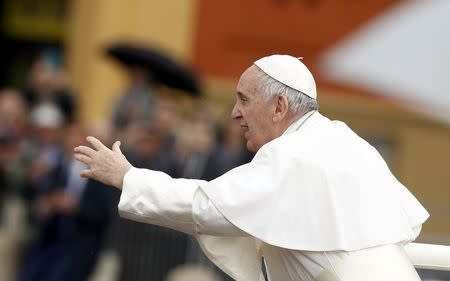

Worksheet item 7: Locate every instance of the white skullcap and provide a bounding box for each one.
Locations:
[254,54,317,99]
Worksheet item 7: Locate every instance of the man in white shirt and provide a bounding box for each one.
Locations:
[74,55,429,281]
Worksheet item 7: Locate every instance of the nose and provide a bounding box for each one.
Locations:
[231,103,242,120]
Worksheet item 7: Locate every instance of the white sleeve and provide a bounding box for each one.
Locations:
[118,169,260,280]
[118,167,248,237]
[118,167,201,235]
[193,189,248,237]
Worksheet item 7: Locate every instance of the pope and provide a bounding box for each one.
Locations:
[74,55,429,281]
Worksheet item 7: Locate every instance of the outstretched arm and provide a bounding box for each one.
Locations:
[74,136,196,233]
[74,136,247,236]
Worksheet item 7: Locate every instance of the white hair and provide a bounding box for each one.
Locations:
[255,68,318,114]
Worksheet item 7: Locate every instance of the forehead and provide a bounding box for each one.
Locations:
[237,65,261,95]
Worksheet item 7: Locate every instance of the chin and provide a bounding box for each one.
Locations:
[246,141,258,153]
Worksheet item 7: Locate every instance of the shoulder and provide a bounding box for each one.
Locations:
[255,113,378,170]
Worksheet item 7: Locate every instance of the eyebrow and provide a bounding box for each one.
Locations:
[237,91,248,99]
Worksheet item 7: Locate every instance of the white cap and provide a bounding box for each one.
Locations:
[31,103,64,128]
[254,54,317,99]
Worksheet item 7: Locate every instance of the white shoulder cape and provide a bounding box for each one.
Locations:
[199,112,428,251]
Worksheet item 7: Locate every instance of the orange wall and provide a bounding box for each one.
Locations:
[192,0,402,80]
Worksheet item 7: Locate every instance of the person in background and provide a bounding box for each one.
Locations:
[110,99,188,281]
[0,88,34,281]
[0,89,31,223]
[23,49,76,123]
[216,118,254,170]
[111,65,155,133]
[174,109,231,181]
[25,103,65,203]
[174,109,234,280]
[17,123,117,281]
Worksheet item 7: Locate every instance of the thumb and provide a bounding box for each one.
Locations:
[112,141,122,154]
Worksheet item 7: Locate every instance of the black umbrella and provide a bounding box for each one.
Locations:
[106,43,201,96]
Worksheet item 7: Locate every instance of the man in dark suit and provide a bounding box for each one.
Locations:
[18,125,119,281]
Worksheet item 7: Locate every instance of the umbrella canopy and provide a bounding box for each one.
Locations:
[107,43,201,96]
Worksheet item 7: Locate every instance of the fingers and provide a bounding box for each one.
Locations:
[80,169,94,179]
[112,141,122,154]
[86,136,107,151]
[74,153,92,166]
[74,145,97,158]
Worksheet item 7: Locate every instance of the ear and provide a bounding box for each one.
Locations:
[272,95,289,123]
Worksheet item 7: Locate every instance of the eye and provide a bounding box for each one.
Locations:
[237,94,248,104]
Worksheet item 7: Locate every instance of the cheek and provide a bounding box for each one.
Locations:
[253,113,271,130]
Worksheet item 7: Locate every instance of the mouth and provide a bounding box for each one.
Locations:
[240,125,249,133]
[241,125,249,138]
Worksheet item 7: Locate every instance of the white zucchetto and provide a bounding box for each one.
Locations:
[254,54,317,99]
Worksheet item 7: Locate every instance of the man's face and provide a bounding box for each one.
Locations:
[231,66,276,152]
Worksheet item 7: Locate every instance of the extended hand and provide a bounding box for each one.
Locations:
[74,136,133,189]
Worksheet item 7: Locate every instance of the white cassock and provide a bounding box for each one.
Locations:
[118,111,429,281]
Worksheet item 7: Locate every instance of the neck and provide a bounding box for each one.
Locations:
[282,110,316,135]
[271,113,301,138]
[285,110,309,128]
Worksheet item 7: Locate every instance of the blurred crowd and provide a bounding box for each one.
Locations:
[0,50,252,281]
